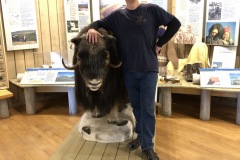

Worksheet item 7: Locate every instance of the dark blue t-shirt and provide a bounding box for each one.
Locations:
[98,3,174,72]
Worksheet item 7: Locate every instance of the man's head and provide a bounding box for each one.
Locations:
[125,0,140,9]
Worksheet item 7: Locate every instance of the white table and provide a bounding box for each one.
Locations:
[9,79,77,115]
[158,80,240,125]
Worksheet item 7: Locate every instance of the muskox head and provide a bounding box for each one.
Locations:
[63,28,122,91]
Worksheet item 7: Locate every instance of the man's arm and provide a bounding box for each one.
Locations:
[88,20,100,30]
[156,17,181,47]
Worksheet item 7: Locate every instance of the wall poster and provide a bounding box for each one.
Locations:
[0,38,8,89]
[92,0,168,21]
[211,46,236,69]
[174,0,204,44]
[64,0,91,65]
[205,0,239,46]
[1,0,39,51]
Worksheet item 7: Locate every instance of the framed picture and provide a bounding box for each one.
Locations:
[205,21,238,45]
[64,0,91,64]
[204,0,239,46]
[1,0,39,51]
[174,0,204,44]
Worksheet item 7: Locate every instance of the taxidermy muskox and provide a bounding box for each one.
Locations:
[62,26,129,126]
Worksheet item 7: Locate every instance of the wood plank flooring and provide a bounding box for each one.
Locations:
[49,120,147,160]
[0,94,240,160]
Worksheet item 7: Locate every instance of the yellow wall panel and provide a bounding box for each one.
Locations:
[24,50,35,69]
[57,0,68,59]
[48,0,60,53]
[15,50,25,74]
[38,0,52,65]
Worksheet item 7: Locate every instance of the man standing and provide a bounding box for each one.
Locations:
[86,0,180,159]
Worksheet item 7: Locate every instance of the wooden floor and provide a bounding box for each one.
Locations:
[49,122,147,160]
[1,94,240,160]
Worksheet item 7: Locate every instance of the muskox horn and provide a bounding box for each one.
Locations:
[62,58,78,70]
[110,61,122,68]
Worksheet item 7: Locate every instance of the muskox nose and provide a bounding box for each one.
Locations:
[87,79,102,91]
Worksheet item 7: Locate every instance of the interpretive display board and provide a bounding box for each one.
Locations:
[205,0,239,46]
[0,49,8,89]
[174,0,204,44]
[200,68,240,88]
[64,0,91,64]
[0,13,8,88]
[20,68,74,85]
[92,0,168,21]
[211,46,236,68]
[1,0,39,50]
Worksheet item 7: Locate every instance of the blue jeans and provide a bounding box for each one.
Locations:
[123,71,158,151]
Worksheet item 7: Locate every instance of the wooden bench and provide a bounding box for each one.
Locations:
[9,79,77,115]
[50,120,148,160]
[158,80,240,125]
[0,89,13,118]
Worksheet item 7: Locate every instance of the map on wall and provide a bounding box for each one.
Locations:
[1,0,39,51]
[205,0,240,46]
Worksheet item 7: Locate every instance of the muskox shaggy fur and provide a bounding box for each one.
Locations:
[63,26,129,124]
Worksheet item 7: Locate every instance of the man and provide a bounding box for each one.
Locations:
[86,0,180,159]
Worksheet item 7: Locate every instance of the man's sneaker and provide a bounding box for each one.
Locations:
[127,138,141,150]
[144,148,159,160]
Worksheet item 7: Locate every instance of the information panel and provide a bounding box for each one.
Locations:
[1,0,39,50]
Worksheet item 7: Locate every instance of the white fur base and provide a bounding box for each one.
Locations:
[78,105,135,143]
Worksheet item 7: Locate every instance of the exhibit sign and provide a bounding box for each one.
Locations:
[64,0,91,65]
[0,13,8,88]
[0,47,8,89]
[200,68,240,88]
[211,46,236,69]
[205,0,239,46]
[174,0,204,44]
[20,68,74,85]
[1,0,39,51]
